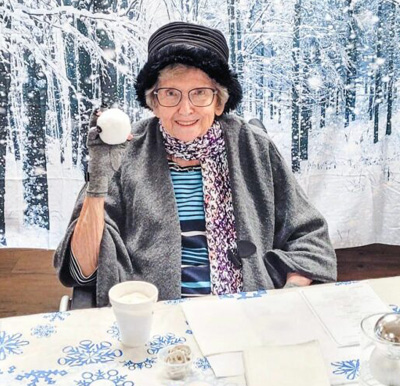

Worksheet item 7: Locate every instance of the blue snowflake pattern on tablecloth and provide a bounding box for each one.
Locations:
[331,359,360,380]
[185,321,193,334]
[31,324,56,338]
[0,331,29,361]
[123,357,157,371]
[390,304,400,313]
[164,298,190,305]
[335,281,358,286]
[195,357,211,371]
[58,340,122,367]
[146,333,186,355]
[0,365,16,374]
[43,311,71,322]
[107,322,121,341]
[75,369,134,385]
[218,290,267,300]
[15,369,68,385]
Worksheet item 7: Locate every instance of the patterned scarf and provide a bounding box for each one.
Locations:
[159,120,243,294]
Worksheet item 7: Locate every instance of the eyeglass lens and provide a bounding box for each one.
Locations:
[155,88,216,107]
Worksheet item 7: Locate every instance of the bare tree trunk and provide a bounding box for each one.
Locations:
[22,53,50,230]
[344,0,357,128]
[385,2,396,137]
[76,0,96,174]
[373,1,383,144]
[95,0,118,107]
[0,55,10,245]
[227,0,244,115]
[291,0,301,173]
[368,77,374,121]
[0,5,12,245]
[320,92,327,129]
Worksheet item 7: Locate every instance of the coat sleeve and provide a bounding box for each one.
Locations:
[53,170,134,307]
[264,140,337,285]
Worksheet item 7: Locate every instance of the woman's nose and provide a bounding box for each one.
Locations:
[178,95,194,115]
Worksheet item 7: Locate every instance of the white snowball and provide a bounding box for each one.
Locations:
[97,108,131,145]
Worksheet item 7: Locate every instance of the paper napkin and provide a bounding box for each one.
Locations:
[243,340,330,386]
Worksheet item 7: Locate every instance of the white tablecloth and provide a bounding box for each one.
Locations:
[0,277,399,386]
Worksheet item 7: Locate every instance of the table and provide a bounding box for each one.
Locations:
[0,277,399,386]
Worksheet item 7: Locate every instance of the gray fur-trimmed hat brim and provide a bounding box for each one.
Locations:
[134,44,243,114]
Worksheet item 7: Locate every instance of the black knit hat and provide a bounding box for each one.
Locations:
[134,22,242,113]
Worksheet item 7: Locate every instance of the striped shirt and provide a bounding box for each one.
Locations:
[69,160,211,297]
[69,248,97,285]
[169,160,211,297]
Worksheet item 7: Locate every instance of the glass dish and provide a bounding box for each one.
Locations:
[360,312,400,386]
[158,344,192,380]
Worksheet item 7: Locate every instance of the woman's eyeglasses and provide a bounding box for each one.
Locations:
[153,87,217,107]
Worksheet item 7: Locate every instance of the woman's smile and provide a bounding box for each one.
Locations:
[175,119,199,127]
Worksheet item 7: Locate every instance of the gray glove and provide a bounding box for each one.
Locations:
[86,108,128,197]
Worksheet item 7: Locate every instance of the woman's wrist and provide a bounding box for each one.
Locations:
[285,272,312,287]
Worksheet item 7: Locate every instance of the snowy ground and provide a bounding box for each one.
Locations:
[263,112,400,248]
[4,140,84,249]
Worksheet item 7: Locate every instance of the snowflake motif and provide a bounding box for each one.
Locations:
[335,281,358,286]
[331,359,360,380]
[15,369,68,385]
[107,322,121,341]
[123,357,157,371]
[8,366,16,373]
[185,321,193,334]
[218,290,267,300]
[390,304,400,313]
[75,369,134,385]
[31,324,56,338]
[164,298,190,305]
[0,331,29,361]
[58,340,122,367]
[194,357,211,371]
[43,311,70,322]
[146,333,186,355]
[218,293,235,299]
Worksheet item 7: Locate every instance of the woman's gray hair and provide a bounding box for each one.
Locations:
[145,64,229,111]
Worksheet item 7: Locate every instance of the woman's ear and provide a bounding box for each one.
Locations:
[152,103,160,118]
[215,101,226,116]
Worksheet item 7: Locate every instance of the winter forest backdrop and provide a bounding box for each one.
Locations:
[0,0,399,249]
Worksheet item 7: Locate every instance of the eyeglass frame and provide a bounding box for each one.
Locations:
[153,87,218,107]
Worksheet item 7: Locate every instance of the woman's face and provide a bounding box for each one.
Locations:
[152,67,225,142]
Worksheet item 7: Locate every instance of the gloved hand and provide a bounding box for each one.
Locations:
[86,107,132,197]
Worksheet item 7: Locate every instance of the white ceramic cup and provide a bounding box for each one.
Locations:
[109,281,158,347]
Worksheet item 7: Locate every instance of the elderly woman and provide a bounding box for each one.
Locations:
[54,22,336,307]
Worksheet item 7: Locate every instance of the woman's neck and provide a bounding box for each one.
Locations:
[168,155,200,167]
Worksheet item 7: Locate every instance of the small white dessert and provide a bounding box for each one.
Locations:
[160,344,192,380]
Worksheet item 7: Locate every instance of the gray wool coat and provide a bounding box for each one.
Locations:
[54,114,337,307]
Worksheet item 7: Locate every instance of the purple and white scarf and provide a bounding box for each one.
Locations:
[160,120,243,295]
